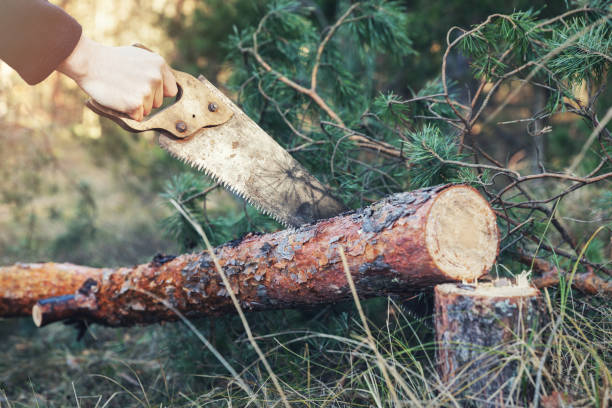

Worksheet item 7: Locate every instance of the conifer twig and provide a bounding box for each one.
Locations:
[567,106,612,174]
[311,3,361,91]
[246,10,345,127]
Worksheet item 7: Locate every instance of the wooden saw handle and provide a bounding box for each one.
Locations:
[86,69,233,139]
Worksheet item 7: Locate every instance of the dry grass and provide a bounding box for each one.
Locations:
[1,271,609,407]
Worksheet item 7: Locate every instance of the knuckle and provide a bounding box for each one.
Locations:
[149,54,165,69]
[145,70,163,86]
[152,76,163,86]
[125,98,142,112]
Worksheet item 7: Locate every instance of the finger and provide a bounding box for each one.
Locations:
[161,64,178,97]
[128,105,144,122]
[153,82,163,109]
[142,92,154,117]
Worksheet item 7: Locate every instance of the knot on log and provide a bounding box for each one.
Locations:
[32,278,99,327]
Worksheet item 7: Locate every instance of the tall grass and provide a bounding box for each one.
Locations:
[1,275,609,407]
[56,270,608,407]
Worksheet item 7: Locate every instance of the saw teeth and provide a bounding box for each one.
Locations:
[170,151,289,227]
[161,141,290,227]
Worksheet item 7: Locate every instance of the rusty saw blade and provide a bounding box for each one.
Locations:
[87,70,346,227]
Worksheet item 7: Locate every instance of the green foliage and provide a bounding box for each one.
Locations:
[455,7,612,88]
[50,182,97,259]
[227,0,415,120]
[402,124,462,187]
[460,10,542,80]
[345,0,416,61]
[162,0,612,277]
[160,173,281,248]
[166,0,268,78]
[545,17,611,85]
[160,173,210,250]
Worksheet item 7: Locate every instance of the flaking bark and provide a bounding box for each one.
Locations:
[0,184,499,327]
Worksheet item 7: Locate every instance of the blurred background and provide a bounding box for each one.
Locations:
[0,1,184,266]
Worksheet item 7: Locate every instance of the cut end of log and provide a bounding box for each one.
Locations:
[426,186,499,281]
[32,304,43,327]
[436,280,539,298]
[31,293,88,328]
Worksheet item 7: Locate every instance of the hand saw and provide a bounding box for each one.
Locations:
[86,70,346,227]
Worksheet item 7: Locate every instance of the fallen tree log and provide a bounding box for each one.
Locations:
[435,280,541,407]
[0,184,499,326]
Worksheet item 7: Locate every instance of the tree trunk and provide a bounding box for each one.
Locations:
[434,281,541,407]
[0,184,499,327]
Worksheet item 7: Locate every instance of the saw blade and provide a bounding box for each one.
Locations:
[158,76,346,227]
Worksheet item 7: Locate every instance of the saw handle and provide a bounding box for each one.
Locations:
[86,69,232,139]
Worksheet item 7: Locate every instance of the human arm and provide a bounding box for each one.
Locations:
[0,0,178,121]
[0,0,82,85]
[57,35,178,121]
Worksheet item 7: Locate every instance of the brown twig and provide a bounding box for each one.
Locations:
[180,183,221,205]
[311,3,361,92]
[321,121,405,159]
[516,252,612,298]
[244,9,345,126]
[496,209,612,276]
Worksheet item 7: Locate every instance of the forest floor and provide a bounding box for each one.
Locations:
[1,284,610,407]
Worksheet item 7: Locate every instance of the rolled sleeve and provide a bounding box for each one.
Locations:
[0,0,82,84]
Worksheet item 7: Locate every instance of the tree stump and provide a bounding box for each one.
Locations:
[435,280,541,407]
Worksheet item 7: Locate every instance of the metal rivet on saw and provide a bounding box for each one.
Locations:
[175,121,187,133]
[208,102,218,112]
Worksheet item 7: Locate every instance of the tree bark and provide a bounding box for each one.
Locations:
[0,263,105,318]
[434,282,541,407]
[0,184,499,327]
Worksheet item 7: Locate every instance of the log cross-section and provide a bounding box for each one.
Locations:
[0,184,500,327]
